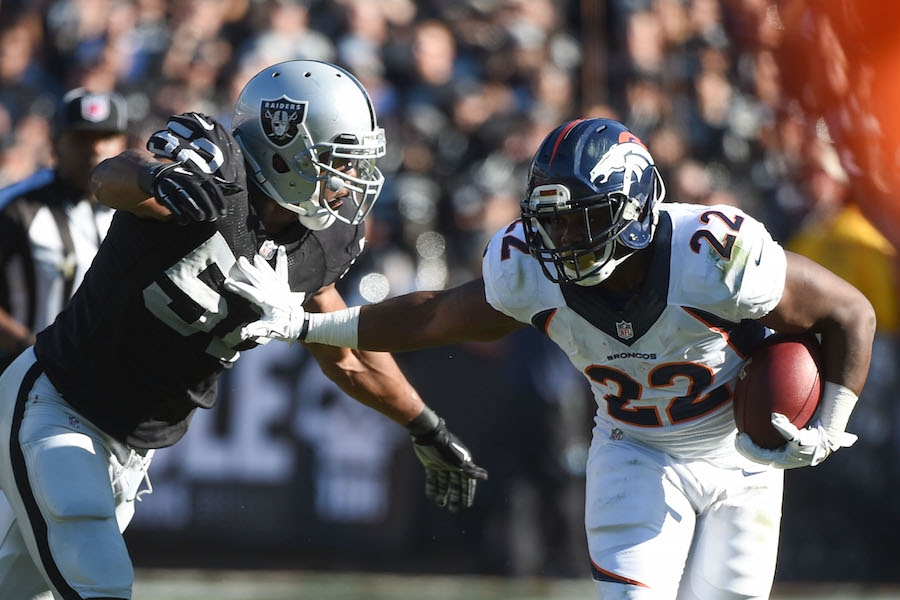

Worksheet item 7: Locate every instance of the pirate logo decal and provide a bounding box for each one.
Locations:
[260,96,307,147]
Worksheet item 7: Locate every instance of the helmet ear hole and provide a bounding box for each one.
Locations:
[272,153,290,174]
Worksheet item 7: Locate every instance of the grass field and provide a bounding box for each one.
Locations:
[133,570,900,600]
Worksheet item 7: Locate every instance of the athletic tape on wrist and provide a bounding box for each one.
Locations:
[820,381,859,436]
[302,306,361,349]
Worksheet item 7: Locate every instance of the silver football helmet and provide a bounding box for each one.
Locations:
[232,60,386,230]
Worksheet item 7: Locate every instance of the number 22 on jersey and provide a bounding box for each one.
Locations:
[587,363,732,428]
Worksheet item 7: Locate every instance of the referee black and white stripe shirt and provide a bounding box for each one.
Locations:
[0,169,115,361]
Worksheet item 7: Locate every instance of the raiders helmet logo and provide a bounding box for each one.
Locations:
[260,96,307,147]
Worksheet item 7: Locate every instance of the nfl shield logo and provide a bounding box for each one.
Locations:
[616,320,634,340]
[258,239,277,260]
[81,95,110,122]
[260,95,307,147]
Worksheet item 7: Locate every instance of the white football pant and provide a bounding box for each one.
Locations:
[586,424,783,599]
[0,348,153,599]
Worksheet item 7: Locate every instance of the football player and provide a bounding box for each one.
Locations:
[228,118,875,598]
[0,60,485,600]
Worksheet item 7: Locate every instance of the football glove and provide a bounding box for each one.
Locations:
[735,413,858,469]
[223,246,306,343]
[407,408,488,513]
[144,112,245,224]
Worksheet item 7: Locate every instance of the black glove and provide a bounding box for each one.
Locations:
[407,407,488,513]
[142,112,245,224]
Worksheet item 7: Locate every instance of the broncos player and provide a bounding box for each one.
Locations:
[0,60,485,600]
[228,118,875,598]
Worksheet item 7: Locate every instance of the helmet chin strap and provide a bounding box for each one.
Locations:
[296,192,335,230]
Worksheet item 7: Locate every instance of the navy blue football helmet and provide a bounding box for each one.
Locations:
[521,118,665,285]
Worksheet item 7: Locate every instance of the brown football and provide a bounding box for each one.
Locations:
[733,333,822,449]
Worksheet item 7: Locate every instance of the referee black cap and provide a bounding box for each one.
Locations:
[55,88,128,136]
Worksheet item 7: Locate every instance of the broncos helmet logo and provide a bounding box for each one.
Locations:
[588,142,654,198]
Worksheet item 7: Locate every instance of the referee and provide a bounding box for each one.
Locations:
[0,89,128,371]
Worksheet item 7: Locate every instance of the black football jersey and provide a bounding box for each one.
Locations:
[34,194,364,448]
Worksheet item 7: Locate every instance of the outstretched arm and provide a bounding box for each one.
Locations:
[298,281,489,512]
[355,278,526,352]
[302,283,428,423]
[297,278,524,351]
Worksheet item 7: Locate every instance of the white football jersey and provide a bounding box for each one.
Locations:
[482,203,787,458]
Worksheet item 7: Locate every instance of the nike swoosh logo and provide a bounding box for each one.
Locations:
[194,114,215,130]
[742,468,767,477]
[450,442,471,462]
[754,245,764,266]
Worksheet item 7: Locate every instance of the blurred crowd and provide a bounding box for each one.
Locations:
[3,0,880,293]
[2,0,899,582]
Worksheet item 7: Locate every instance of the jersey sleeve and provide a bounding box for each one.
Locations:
[670,205,786,322]
[733,215,786,319]
[481,221,561,324]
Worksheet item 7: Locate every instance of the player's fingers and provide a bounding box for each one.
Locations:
[446,472,462,513]
[190,186,218,222]
[434,470,450,507]
[462,477,476,509]
[423,468,438,501]
[223,277,267,306]
[462,462,488,481]
[275,246,288,282]
[770,413,800,441]
[168,114,202,139]
[157,184,196,226]
[200,179,228,220]
[735,433,774,465]
[240,322,269,340]
[164,177,206,221]
[147,130,180,159]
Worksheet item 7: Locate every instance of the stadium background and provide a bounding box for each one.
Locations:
[2,0,900,596]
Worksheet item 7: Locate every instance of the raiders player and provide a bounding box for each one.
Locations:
[0,60,485,600]
[229,118,875,598]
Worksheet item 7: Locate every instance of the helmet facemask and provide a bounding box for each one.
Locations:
[237,127,385,231]
[522,177,663,286]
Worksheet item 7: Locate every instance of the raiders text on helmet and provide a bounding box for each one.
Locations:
[232,60,386,230]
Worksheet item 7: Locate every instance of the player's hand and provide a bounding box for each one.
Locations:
[735,412,858,469]
[223,246,306,342]
[145,112,245,224]
[410,418,488,513]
